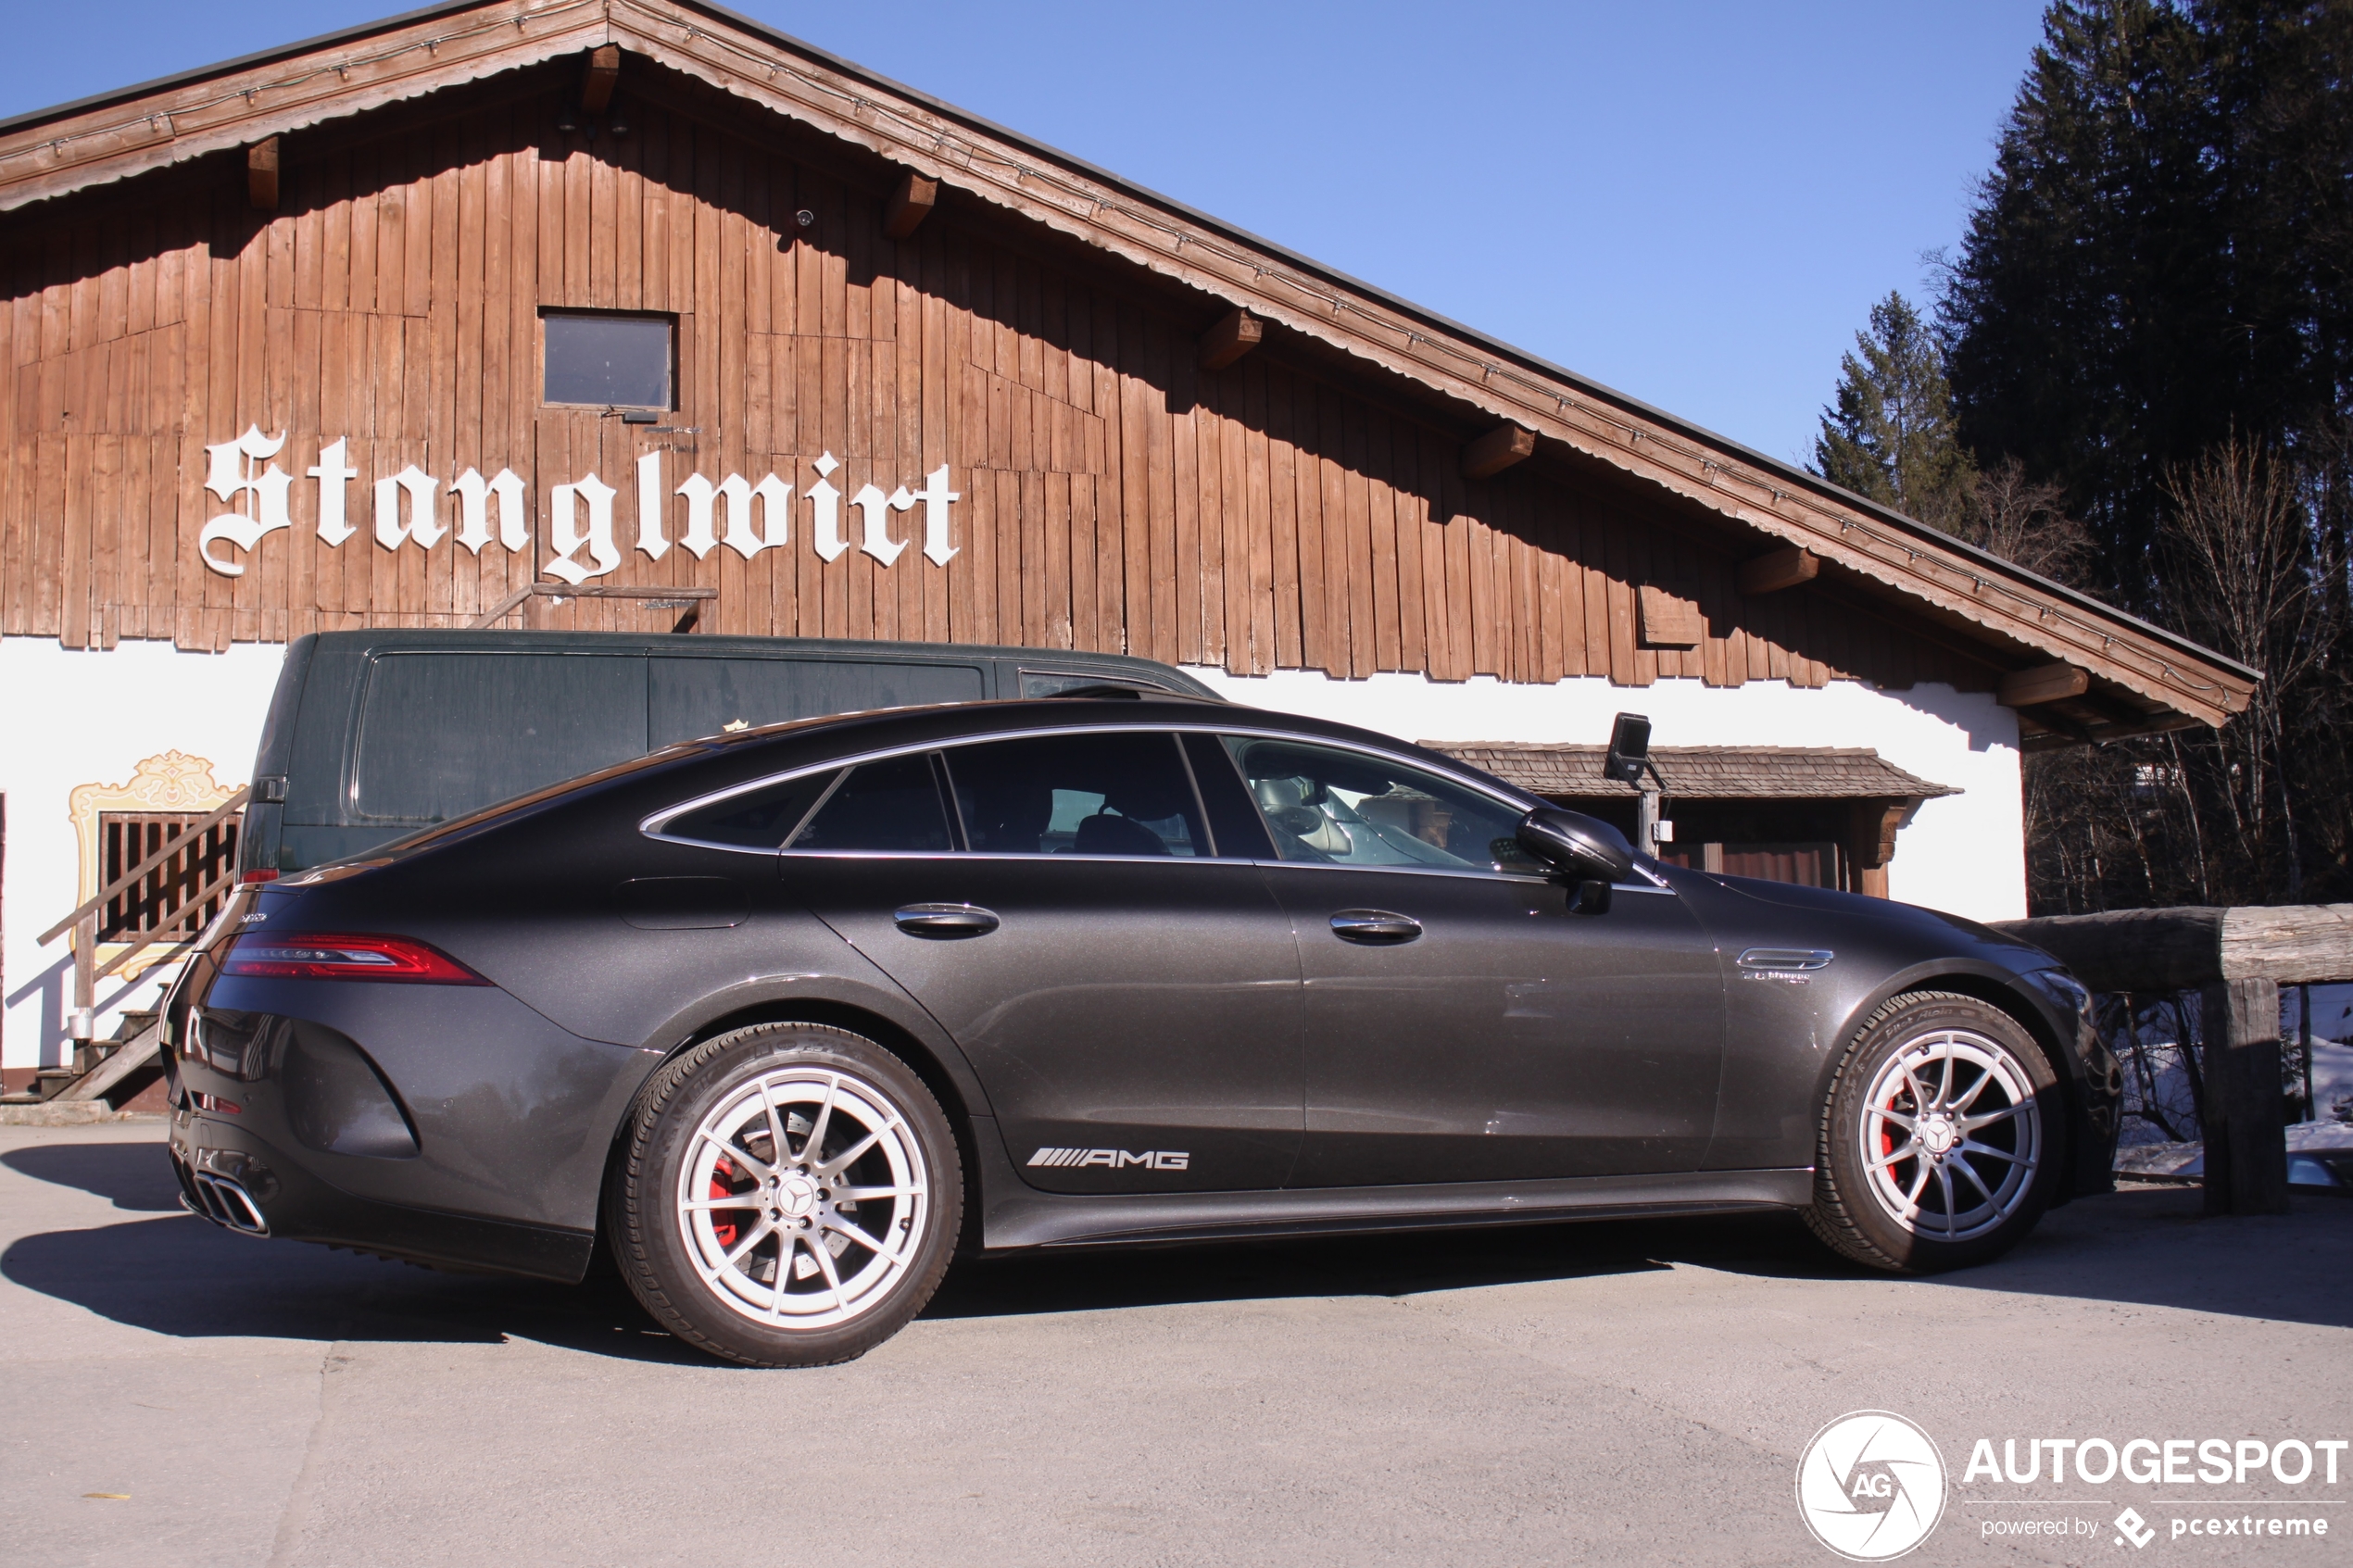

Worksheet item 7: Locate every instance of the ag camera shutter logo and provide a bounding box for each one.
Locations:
[1796,1411,1947,1561]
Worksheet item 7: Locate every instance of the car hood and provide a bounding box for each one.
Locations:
[1695,871,2057,968]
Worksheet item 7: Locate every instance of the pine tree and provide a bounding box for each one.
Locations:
[1812,292,1979,534]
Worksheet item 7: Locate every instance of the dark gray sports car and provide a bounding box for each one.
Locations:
[164,694,2118,1366]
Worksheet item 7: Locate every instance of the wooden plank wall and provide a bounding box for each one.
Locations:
[0,85,1996,695]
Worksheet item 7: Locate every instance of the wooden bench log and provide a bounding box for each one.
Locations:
[1992,904,2353,990]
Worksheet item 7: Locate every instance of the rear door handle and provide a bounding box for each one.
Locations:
[893,903,1000,938]
[1328,909,1422,945]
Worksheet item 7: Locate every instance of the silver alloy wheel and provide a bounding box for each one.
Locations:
[677,1067,930,1330]
[1858,1027,2041,1242]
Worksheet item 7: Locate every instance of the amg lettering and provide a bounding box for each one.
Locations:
[1026,1148,1191,1171]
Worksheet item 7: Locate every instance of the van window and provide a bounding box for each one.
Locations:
[1018,669,1167,697]
[354,654,648,822]
[649,658,986,746]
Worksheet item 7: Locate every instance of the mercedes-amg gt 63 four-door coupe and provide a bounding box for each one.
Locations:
[165,694,2117,1366]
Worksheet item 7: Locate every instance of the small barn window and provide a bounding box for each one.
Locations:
[543,311,673,409]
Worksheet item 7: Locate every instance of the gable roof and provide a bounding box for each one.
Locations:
[0,0,2260,742]
[1431,744,1958,803]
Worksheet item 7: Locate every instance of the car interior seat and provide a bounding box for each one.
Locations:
[1072,813,1171,856]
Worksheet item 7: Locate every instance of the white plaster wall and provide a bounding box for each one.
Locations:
[1179,668,2026,924]
[2,636,286,1073]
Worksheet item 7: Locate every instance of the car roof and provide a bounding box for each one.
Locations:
[703,692,1529,788]
[358,693,1541,869]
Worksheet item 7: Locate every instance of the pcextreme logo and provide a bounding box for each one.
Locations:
[1796,1411,1949,1562]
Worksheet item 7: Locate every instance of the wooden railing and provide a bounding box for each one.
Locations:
[472,583,715,630]
[38,787,249,1054]
[1994,903,2353,1217]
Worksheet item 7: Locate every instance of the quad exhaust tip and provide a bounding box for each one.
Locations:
[182,1170,271,1236]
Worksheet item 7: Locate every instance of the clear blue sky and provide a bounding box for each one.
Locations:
[2,2,2050,468]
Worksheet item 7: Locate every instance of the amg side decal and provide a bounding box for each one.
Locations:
[1027,1147,1191,1171]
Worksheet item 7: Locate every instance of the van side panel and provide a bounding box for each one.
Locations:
[268,631,1214,872]
[239,634,319,878]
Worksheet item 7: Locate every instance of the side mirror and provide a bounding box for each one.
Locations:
[1516,807,1636,884]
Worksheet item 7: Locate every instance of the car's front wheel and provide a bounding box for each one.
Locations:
[1806,991,2060,1273]
[608,1022,962,1367]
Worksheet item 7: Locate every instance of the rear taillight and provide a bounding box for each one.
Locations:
[239,867,280,884]
[220,933,491,985]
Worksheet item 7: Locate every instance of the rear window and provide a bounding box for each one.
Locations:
[649,658,985,746]
[787,754,952,853]
[354,654,648,822]
[661,770,840,851]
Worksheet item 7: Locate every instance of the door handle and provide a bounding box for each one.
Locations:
[893,903,1000,938]
[1328,909,1422,945]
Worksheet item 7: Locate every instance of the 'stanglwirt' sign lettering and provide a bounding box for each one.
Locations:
[196,427,959,582]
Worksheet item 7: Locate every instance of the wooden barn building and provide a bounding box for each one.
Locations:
[0,0,2255,1087]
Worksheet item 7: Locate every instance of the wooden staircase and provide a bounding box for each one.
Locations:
[6,790,245,1114]
[0,1008,166,1110]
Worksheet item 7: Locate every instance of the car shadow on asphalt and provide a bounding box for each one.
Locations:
[924,1215,1803,1319]
[1,1139,708,1364]
[2,1141,187,1212]
[1658,1183,2353,1332]
[9,1143,2347,1357]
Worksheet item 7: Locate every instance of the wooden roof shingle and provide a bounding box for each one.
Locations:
[1432,744,1960,802]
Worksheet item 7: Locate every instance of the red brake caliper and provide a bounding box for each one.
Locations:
[710,1156,739,1249]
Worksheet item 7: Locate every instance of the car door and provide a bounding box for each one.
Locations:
[1205,734,1726,1185]
[774,728,1303,1193]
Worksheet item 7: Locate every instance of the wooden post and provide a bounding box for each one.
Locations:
[1735,546,1818,596]
[581,44,622,112]
[246,137,280,210]
[1197,307,1262,370]
[71,910,98,1063]
[1460,423,1535,480]
[2298,983,2313,1123]
[882,170,937,239]
[2197,978,2289,1216]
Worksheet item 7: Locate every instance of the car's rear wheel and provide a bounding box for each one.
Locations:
[608,1022,961,1367]
[1806,991,2060,1273]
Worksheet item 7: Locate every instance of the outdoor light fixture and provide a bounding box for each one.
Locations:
[1603,712,1652,784]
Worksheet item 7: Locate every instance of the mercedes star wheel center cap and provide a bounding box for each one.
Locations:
[1919,1116,1957,1156]
[776,1176,818,1218]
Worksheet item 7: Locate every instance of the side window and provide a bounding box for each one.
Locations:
[648,658,986,747]
[786,754,952,853]
[945,732,1207,858]
[1222,737,1536,872]
[1017,670,1167,697]
[661,770,840,850]
[354,653,648,823]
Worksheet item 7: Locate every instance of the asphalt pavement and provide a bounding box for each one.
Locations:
[4,1120,2347,1568]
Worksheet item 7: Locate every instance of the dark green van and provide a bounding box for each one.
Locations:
[238,631,1218,876]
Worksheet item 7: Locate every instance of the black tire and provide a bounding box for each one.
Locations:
[1806,991,2061,1274]
[607,1022,962,1367]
